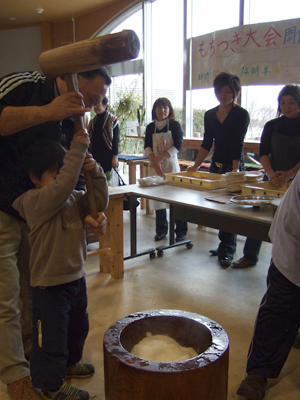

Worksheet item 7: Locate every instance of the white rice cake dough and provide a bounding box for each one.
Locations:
[131,333,198,362]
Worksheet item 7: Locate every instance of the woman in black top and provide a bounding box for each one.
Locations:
[188,72,250,267]
[233,85,300,269]
[88,97,119,177]
[144,97,188,242]
[259,85,300,182]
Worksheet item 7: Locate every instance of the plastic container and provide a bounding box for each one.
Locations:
[164,171,222,190]
[241,181,289,197]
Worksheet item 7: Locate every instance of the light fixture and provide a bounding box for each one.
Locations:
[35,8,44,14]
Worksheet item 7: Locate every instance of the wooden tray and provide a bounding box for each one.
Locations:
[241,181,289,197]
[164,171,222,190]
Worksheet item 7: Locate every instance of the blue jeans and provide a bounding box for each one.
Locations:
[31,277,89,390]
[155,209,188,237]
[218,231,236,257]
[243,238,262,263]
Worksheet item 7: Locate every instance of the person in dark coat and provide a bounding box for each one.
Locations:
[88,97,119,177]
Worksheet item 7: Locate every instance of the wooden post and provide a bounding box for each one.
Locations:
[128,163,136,184]
[100,195,124,279]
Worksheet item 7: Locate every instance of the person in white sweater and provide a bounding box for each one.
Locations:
[13,129,108,400]
[237,168,300,400]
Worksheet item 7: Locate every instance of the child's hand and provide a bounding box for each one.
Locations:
[83,152,96,171]
[84,212,107,236]
[73,129,90,146]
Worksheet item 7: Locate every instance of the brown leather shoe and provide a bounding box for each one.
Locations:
[7,376,42,400]
[232,257,256,268]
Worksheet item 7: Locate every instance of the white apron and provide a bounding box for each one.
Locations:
[148,123,180,210]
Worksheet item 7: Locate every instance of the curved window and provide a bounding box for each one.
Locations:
[97,0,299,145]
[242,0,296,139]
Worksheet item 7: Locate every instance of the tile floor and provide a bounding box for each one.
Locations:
[0,208,299,399]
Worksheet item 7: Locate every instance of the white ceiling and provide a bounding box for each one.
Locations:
[0,0,120,29]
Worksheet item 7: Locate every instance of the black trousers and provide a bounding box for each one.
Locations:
[210,161,241,257]
[31,277,89,389]
[246,262,300,379]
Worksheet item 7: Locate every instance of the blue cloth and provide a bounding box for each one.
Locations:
[118,154,148,161]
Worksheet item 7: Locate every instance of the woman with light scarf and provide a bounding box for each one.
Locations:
[144,97,188,242]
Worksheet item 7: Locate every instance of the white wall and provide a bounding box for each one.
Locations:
[0,26,41,78]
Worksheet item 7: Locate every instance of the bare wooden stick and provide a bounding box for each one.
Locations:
[65,74,98,220]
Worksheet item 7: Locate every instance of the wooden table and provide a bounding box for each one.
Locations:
[183,139,261,165]
[98,184,273,279]
[118,155,149,210]
[118,155,148,185]
[183,138,260,153]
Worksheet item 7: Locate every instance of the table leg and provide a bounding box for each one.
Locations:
[98,235,111,274]
[140,164,146,210]
[140,163,154,215]
[146,200,153,215]
[128,164,136,185]
[124,195,156,261]
[100,197,124,279]
[130,195,137,255]
[169,204,175,245]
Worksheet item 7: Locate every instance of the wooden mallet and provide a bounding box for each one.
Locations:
[39,30,140,219]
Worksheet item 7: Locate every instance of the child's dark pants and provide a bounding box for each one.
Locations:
[30,277,89,390]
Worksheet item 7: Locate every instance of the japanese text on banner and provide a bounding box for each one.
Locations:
[192,18,300,88]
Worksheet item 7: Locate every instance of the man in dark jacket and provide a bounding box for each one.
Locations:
[0,67,111,399]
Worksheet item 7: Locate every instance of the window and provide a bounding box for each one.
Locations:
[190,0,240,137]
[244,0,297,24]
[241,0,297,139]
[192,0,240,37]
[149,0,184,108]
[97,0,298,144]
[111,9,143,60]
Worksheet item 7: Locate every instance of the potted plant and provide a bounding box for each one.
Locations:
[110,81,142,153]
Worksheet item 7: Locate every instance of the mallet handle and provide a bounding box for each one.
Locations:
[65,74,99,220]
